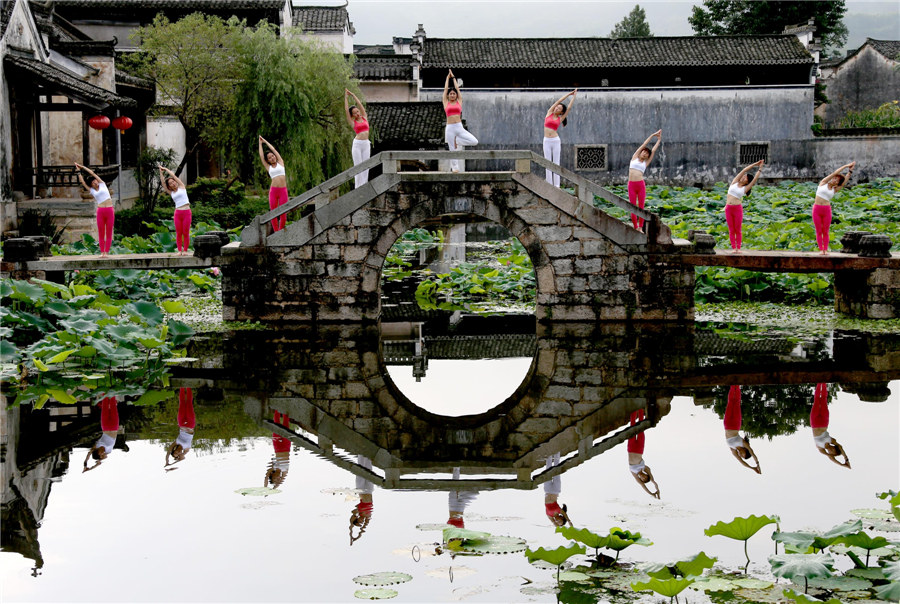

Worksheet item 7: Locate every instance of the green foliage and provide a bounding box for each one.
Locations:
[124,14,243,172]
[773,519,862,554]
[705,515,779,542]
[688,0,848,55]
[18,208,67,244]
[609,4,653,38]
[352,572,412,587]
[221,22,357,193]
[133,146,177,218]
[352,588,398,600]
[525,543,586,568]
[782,587,841,604]
[641,552,717,580]
[630,576,694,598]
[878,489,900,522]
[599,178,900,304]
[769,553,835,592]
[838,100,900,129]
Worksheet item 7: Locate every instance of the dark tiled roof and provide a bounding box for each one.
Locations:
[292,6,349,31]
[1,0,16,38]
[423,35,814,69]
[384,334,536,363]
[52,41,117,56]
[116,70,153,89]
[354,56,413,81]
[367,102,445,147]
[354,44,397,56]
[53,0,285,8]
[868,39,900,61]
[4,54,138,109]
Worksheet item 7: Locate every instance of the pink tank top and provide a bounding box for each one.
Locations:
[544,115,561,131]
[445,101,461,117]
[353,118,369,134]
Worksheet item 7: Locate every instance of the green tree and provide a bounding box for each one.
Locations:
[218,23,358,193]
[124,13,243,179]
[610,5,653,39]
[689,1,848,56]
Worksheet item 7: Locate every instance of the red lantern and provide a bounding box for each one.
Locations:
[112,116,133,134]
[88,115,110,130]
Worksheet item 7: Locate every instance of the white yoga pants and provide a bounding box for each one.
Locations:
[445,123,479,171]
[351,139,371,189]
[543,136,561,187]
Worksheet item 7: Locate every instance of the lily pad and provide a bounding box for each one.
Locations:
[782,587,842,603]
[557,571,592,583]
[520,583,559,596]
[875,581,900,602]
[643,551,717,579]
[851,508,894,520]
[415,523,453,531]
[353,588,397,600]
[831,544,896,557]
[734,586,787,603]
[805,576,872,591]
[352,572,412,587]
[235,487,281,497]
[845,567,885,580]
[733,577,773,589]
[461,535,527,555]
[692,576,737,591]
[443,527,491,543]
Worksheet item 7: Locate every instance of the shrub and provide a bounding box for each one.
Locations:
[838,100,900,128]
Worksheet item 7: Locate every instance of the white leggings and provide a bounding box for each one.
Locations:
[445,122,478,171]
[351,139,371,189]
[543,136,561,187]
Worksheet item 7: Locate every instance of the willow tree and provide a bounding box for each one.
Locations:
[220,24,360,194]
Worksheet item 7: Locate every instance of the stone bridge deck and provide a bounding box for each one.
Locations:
[678,248,900,272]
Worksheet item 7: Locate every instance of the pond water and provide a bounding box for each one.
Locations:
[2,320,898,603]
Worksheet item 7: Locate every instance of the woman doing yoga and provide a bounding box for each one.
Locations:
[724,160,764,253]
[628,130,662,233]
[443,69,478,173]
[813,162,855,254]
[542,89,576,187]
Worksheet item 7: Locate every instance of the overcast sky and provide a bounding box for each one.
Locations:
[297,1,899,53]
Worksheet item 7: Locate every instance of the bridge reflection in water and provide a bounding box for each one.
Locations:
[3,321,898,576]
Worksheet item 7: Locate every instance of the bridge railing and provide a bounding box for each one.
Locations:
[242,150,662,246]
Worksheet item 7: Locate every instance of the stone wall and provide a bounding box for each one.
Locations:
[223,173,695,323]
[835,268,900,319]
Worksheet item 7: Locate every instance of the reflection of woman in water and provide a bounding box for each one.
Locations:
[350,456,374,545]
[265,411,291,488]
[84,396,119,472]
[448,467,479,529]
[724,385,761,474]
[811,383,851,468]
[543,453,571,527]
[165,388,195,469]
[627,410,660,499]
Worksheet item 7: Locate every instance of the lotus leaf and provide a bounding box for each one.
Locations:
[556,526,610,550]
[805,576,872,591]
[705,515,779,541]
[692,576,736,591]
[732,578,773,589]
[162,300,187,313]
[886,561,900,582]
[442,527,491,542]
[875,581,900,602]
[106,324,143,340]
[97,304,122,317]
[606,527,652,551]
[774,531,817,553]
[47,349,77,364]
[352,572,412,586]
[133,390,174,406]
[138,337,165,349]
[557,570,592,583]
[769,553,835,588]
[167,320,195,345]
[835,531,892,552]
[630,577,694,597]
[0,280,13,297]
[519,584,559,596]
[460,535,527,555]
[10,280,47,303]
[235,487,281,496]
[877,491,900,522]
[75,346,97,358]
[124,301,164,326]
[47,388,76,405]
[45,301,75,316]
[782,588,842,604]
[353,588,397,600]
[642,551,717,580]
[71,284,97,297]
[0,339,20,363]
[33,279,70,297]
[525,543,586,567]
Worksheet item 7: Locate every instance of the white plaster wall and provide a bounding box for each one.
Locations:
[359,82,417,102]
[147,116,186,178]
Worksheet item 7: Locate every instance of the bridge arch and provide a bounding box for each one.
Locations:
[223,151,695,323]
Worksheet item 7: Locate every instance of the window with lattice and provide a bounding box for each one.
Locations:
[575,145,608,171]
[738,142,769,165]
